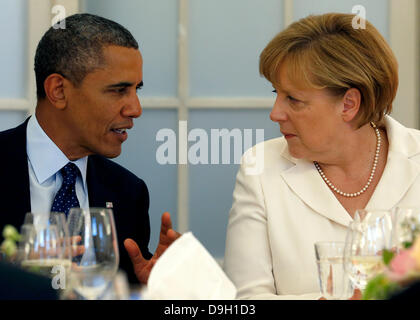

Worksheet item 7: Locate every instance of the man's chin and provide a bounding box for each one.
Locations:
[98,146,122,159]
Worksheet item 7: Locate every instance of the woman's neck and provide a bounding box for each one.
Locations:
[314,123,387,180]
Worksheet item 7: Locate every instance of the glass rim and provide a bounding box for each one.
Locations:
[68,207,113,212]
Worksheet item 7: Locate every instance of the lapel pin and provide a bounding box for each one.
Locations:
[106,202,113,209]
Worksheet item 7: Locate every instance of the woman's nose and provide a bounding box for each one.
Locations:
[270,98,288,122]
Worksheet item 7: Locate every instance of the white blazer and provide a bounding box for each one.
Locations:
[224,116,420,300]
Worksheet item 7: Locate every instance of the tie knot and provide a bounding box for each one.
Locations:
[60,162,80,185]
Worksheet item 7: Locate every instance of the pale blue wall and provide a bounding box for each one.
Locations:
[0,0,27,99]
[0,111,27,131]
[0,0,28,132]
[189,0,283,97]
[188,109,280,257]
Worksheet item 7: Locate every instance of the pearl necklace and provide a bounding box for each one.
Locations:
[314,122,381,198]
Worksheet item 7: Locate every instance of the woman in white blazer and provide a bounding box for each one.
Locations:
[224,13,418,300]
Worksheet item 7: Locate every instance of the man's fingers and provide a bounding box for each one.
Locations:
[124,238,146,266]
[154,228,182,258]
[72,245,85,257]
[160,212,173,236]
[167,229,181,242]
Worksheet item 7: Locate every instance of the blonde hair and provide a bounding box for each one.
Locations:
[259,13,398,128]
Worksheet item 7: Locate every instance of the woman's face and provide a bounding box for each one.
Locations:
[270,63,344,161]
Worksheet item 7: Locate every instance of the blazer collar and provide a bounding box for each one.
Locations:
[279,116,420,227]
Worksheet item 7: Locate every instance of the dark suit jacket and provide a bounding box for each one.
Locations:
[0,119,153,284]
[0,261,58,300]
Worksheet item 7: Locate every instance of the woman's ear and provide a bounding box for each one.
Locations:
[43,73,68,110]
[341,88,361,123]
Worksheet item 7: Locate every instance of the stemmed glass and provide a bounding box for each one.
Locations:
[67,207,119,300]
[344,209,393,291]
[18,212,72,279]
[391,207,420,251]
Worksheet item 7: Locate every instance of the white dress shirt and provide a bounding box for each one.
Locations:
[224,116,420,300]
[26,115,89,215]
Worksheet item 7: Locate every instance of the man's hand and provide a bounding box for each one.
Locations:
[124,212,181,284]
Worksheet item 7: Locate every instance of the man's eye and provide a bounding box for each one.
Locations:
[112,87,127,94]
[136,86,142,93]
[272,89,277,93]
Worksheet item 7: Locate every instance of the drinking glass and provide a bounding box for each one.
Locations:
[344,209,392,290]
[18,212,71,275]
[67,208,119,300]
[314,241,354,300]
[391,207,420,251]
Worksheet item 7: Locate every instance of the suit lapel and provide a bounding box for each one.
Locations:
[86,156,115,209]
[367,116,420,209]
[280,159,352,227]
[366,150,420,209]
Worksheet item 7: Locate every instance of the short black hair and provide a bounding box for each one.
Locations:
[34,13,139,99]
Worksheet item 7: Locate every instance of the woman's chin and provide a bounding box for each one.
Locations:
[287,145,306,160]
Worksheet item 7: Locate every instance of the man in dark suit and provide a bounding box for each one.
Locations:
[0,13,179,286]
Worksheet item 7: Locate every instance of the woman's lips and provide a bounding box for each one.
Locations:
[282,132,296,139]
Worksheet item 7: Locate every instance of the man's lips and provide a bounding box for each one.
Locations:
[111,128,127,134]
[110,125,132,142]
[110,123,133,134]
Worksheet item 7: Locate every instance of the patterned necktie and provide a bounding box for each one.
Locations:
[51,162,81,216]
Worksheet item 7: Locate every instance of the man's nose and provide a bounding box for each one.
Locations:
[123,92,142,118]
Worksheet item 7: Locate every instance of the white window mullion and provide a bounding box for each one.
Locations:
[186,97,274,109]
[284,0,294,27]
[177,0,189,233]
[389,0,419,129]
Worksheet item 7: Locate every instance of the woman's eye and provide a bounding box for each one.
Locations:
[272,89,277,93]
[287,95,298,102]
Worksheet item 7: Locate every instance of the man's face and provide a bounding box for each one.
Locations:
[64,45,143,159]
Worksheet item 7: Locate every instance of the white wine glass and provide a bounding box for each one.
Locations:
[67,207,119,300]
[344,209,392,291]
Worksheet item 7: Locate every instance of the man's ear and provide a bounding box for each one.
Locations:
[341,88,361,123]
[43,73,68,110]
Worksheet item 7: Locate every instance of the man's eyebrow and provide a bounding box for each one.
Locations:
[105,81,143,89]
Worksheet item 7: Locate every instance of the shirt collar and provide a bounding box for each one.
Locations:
[26,115,88,188]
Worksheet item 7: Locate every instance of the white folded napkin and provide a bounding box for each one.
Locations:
[142,232,237,300]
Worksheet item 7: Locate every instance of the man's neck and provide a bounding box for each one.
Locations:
[35,104,91,161]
